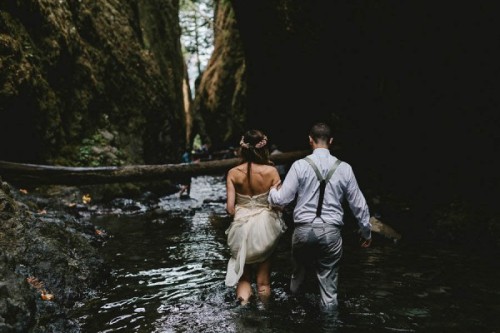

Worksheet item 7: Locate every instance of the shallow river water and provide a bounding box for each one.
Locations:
[69,175,500,333]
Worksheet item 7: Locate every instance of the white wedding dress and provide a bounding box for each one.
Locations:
[225,191,287,287]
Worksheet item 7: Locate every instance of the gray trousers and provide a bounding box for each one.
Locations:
[290,223,343,310]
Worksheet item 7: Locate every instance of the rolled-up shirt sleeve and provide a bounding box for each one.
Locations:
[345,167,372,239]
[268,162,300,207]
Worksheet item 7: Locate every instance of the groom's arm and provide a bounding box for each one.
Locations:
[268,162,300,207]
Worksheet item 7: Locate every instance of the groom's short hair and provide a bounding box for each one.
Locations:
[309,122,331,143]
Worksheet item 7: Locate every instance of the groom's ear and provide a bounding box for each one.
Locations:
[328,138,333,145]
[308,136,314,145]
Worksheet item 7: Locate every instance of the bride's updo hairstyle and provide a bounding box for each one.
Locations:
[239,130,272,164]
[239,130,274,182]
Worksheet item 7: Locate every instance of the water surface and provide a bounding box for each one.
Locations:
[71,175,500,332]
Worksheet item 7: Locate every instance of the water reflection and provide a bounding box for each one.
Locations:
[71,175,500,333]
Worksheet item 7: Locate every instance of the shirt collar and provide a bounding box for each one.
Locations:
[313,148,330,156]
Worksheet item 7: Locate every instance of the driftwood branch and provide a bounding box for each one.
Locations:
[0,150,310,186]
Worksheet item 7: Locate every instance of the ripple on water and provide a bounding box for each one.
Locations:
[399,307,430,318]
[72,175,500,333]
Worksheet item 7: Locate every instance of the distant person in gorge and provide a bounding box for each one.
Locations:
[224,129,287,305]
[178,147,193,198]
[268,122,372,311]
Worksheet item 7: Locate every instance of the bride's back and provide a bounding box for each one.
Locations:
[229,162,278,196]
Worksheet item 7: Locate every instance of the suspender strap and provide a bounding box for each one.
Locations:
[304,157,342,218]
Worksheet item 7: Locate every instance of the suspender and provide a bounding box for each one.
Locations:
[303,157,342,219]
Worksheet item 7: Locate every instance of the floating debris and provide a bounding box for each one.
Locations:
[82,194,92,204]
[26,276,44,290]
[95,229,107,236]
[40,291,55,301]
[26,276,55,301]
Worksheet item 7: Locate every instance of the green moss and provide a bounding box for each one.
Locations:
[76,131,126,167]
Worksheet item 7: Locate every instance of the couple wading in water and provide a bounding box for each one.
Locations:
[224,122,372,311]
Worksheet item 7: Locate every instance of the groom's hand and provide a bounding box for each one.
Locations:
[270,180,281,190]
[360,237,372,248]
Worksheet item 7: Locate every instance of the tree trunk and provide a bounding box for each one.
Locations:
[0,150,309,186]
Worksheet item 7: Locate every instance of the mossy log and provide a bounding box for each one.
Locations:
[0,150,309,186]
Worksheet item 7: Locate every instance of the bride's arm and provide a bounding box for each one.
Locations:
[226,169,236,216]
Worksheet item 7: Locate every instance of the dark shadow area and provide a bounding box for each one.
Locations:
[231,1,499,218]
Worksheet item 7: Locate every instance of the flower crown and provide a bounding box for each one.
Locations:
[240,135,268,149]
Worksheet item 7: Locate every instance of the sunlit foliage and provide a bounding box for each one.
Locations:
[179,0,214,91]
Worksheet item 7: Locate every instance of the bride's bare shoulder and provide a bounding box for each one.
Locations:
[228,163,247,174]
[263,164,279,173]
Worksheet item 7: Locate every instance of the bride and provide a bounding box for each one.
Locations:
[225,129,286,304]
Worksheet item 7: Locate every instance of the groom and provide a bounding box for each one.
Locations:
[268,122,372,310]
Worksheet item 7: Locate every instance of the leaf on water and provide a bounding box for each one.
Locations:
[27,277,54,301]
[26,276,44,290]
[41,291,55,301]
[95,229,106,236]
[82,194,91,204]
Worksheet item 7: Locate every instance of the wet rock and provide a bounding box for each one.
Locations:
[0,180,109,332]
[109,198,145,212]
[0,182,18,216]
[203,197,226,204]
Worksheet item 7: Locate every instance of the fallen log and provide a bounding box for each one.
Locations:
[369,216,402,243]
[0,150,310,186]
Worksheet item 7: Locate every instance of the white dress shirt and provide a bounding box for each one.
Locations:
[268,148,372,239]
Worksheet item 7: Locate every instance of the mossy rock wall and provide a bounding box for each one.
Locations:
[191,0,246,150]
[0,0,186,165]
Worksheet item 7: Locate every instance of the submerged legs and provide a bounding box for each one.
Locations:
[236,259,272,305]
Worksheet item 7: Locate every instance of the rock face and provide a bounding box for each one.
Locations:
[0,178,109,332]
[190,0,246,150]
[0,0,186,165]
